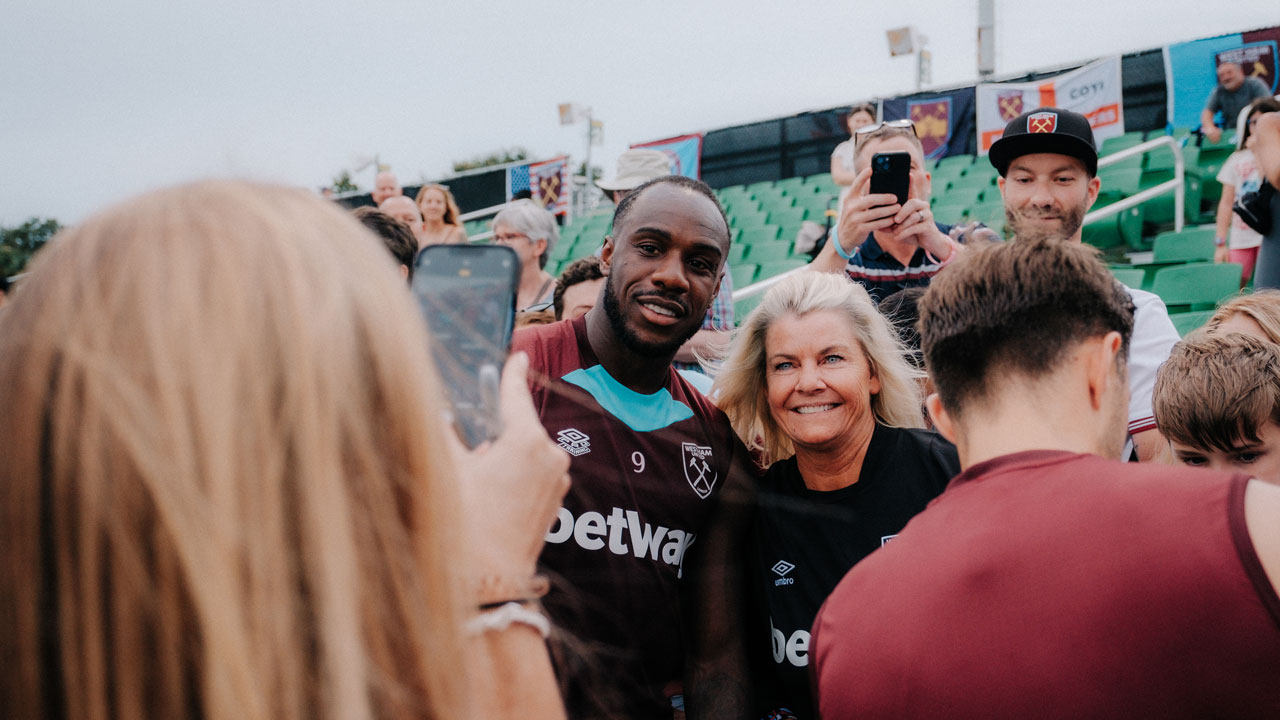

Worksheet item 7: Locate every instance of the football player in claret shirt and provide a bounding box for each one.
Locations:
[512,175,754,719]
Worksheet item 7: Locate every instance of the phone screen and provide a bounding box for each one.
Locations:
[869,152,911,207]
[412,244,519,447]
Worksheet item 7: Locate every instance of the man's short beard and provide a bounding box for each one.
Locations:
[602,273,700,359]
[1005,201,1086,243]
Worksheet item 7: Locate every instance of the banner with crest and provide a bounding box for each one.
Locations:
[975,56,1124,155]
[881,87,976,160]
[528,155,571,215]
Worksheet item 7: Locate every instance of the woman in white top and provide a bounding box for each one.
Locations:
[831,104,877,186]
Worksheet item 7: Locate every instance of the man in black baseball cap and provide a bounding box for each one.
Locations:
[989,106,1180,465]
[989,107,1101,243]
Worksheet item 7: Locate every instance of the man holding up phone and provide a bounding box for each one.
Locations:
[811,120,986,303]
[513,175,752,719]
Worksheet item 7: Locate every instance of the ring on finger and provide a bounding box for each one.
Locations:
[916,211,925,224]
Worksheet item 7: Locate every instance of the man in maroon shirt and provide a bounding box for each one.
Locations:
[811,238,1280,719]
[513,175,753,719]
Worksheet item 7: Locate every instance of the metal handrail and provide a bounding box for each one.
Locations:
[1082,135,1184,234]
[731,135,1188,302]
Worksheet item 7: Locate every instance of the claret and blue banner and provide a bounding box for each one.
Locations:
[1165,27,1280,130]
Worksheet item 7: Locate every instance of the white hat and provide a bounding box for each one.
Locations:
[596,149,672,192]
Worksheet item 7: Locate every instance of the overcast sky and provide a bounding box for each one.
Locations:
[2,1,1275,225]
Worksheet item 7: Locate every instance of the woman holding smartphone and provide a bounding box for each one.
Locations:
[0,181,570,720]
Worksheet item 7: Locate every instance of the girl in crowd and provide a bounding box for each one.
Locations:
[831,103,878,186]
[1215,97,1280,286]
[0,181,569,720]
[415,183,469,247]
[713,270,958,719]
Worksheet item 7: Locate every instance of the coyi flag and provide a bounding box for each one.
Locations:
[976,56,1125,155]
[530,155,571,215]
[881,87,977,160]
[631,133,703,179]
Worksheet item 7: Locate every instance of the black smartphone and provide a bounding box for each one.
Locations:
[869,152,911,207]
[412,244,520,448]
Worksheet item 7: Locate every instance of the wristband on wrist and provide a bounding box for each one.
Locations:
[1215,236,1227,247]
[466,602,551,639]
[831,227,856,261]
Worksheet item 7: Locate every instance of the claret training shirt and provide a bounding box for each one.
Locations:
[513,314,750,719]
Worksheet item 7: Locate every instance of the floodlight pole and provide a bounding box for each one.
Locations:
[978,0,996,78]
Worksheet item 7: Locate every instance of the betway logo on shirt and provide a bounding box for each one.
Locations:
[545,506,696,579]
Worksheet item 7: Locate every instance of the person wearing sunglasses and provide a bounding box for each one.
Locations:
[810,120,989,304]
[492,199,560,311]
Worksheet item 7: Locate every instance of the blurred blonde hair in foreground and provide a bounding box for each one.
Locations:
[0,181,469,720]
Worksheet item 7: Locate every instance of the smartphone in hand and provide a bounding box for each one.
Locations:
[869,152,911,206]
[412,244,520,448]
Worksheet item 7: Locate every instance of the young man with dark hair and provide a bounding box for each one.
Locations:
[1154,332,1280,485]
[811,238,1280,718]
[552,256,605,321]
[990,106,1180,462]
[351,206,417,281]
[513,175,752,718]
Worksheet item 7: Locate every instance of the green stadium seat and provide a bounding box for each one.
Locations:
[747,242,795,263]
[934,154,974,172]
[931,203,969,225]
[960,163,998,182]
[1109,267,1147,288]
[947,174,995,193]
[757,260,808,280]
[1150,227,1216,264]
[1097,168,1143,203]
[730,208,770,229]
[1100,134,1143,155]
[758,194,797,213]
[1151,262,1243,311]
[775,177,808,195]
[738,226,783,245]
[938,187,987,208]
[766,207,808,229]
[730,263,759,287]
[726,243,749,264]
[734,293,764,324]
[745,180,776,196]
[804,173,835,188]
[1169,309,1217,337]
[722,198,762,217]
[1083,215,1126,251]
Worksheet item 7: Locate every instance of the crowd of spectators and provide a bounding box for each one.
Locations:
[6,86,1280,720]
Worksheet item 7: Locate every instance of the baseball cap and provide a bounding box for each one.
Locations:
[596,149,672,192]
[988,107,1098,177]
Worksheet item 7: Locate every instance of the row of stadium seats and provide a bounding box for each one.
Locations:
[469,128,1248,325]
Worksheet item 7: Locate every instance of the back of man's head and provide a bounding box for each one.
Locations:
[920,239,1134,416]
[351,207,417,282]
[1154,332,1280,455]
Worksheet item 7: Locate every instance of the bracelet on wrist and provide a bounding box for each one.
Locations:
[1215,236,1227,247]
[475,573,549,608]
[466,602,551,639]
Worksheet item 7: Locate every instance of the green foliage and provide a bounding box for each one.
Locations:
[332,170,360,193]
[576,162,603,182]
[1,217,60,278]
[452,147,529,173]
